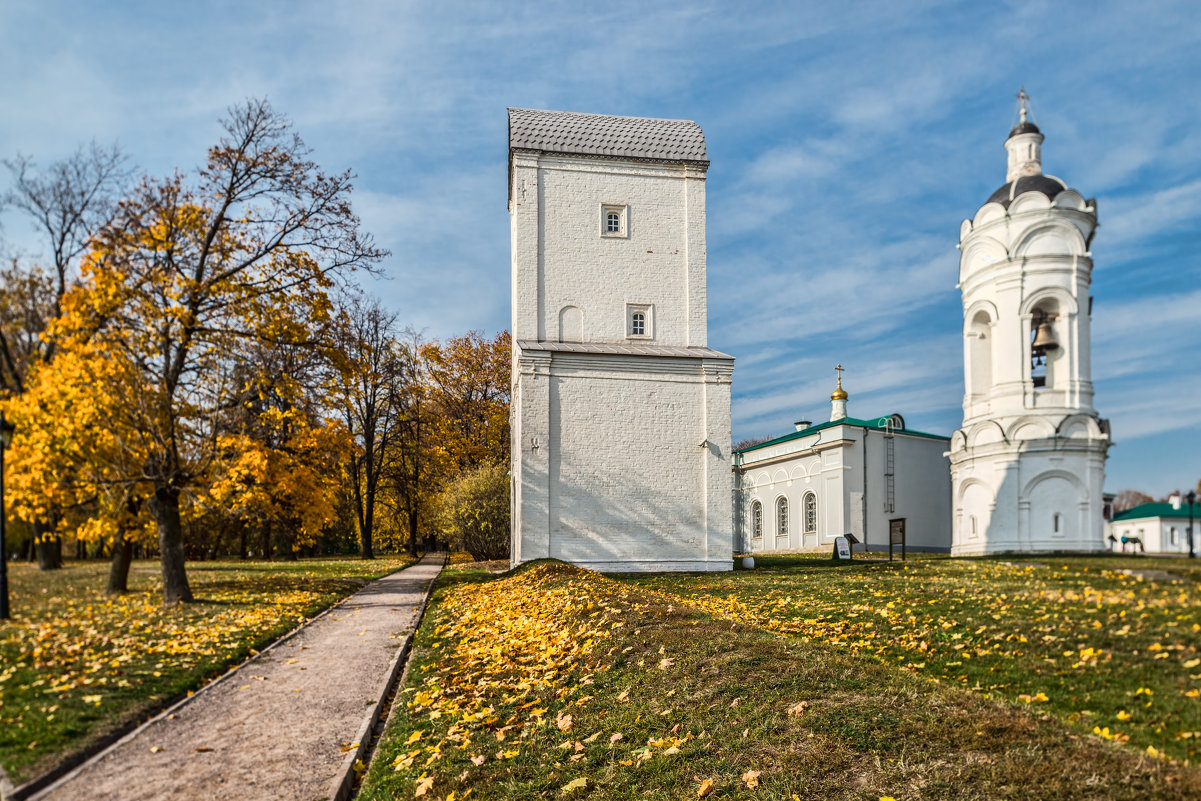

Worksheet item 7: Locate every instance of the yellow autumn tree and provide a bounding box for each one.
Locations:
[3,339,155,591]
[421,330,511,472]
[207,407,346,560]
[48,99,383,603]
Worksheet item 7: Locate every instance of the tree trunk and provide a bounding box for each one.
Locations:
[107,531,135,594]
[35,520,63,570]
[361,498,374,560]
[17,537,31,562]
[259,527,272,560]
[239,526,248,560]
[407,509,419,556]
[152,487,193,603]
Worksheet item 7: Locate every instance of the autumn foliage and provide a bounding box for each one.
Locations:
[2,99,514,606]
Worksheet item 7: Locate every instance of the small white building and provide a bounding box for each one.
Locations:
[1109,502,1200,555]
[508,108,734,572]
[948,94,1111,555]
[733,374,952,555]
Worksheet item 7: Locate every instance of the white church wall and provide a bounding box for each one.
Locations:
[518,352,733,572]
[862,431,952,553]
[529,157,706,347]
[735,423,951,555]
[509,109,731,573]
[736,434,837,554]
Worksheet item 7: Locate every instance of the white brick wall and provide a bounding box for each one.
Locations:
[510,139,731,572]
[511,156,707,347]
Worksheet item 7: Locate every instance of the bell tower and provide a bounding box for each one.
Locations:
[948,91,1111,555]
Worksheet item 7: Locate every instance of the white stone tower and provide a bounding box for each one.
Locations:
[948,92,1111,555]
[508,108,734,572]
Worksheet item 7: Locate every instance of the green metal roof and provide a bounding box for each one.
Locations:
[1111,502,1201,522]
[735,415,950,455]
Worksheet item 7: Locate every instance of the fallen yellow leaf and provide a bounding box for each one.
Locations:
[561,777,588,795]
[698,778,715,797]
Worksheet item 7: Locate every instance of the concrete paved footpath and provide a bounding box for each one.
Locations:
[33,554,445,801]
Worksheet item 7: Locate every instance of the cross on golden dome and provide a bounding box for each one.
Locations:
[831,364,848,401]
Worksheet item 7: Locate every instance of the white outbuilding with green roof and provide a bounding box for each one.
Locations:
[733,373,953,555]
[1108,502,1200,555]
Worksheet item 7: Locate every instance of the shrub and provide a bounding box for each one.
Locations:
[436,461,510,560]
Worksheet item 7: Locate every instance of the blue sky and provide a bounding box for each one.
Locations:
[2,1,1199,495]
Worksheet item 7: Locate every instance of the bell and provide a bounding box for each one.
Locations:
[1031,318,1058,353]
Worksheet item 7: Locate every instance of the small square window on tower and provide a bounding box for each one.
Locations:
[626,303,652,339]
[601,203,628,237]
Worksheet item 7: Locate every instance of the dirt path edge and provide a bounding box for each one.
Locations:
[326,553,444,801]
[8,558,427,801]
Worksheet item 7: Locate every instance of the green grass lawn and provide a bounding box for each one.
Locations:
[0,554,413,784]
[358,560,1201,801]
[627,553,1201,764]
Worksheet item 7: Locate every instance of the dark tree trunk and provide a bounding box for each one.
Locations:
[361,501,374,560]
[407,509,419,556]
[17,537,31,562]
[107,531,135,594]
[238,526,248,560]
[152,487,193,603]
[35,520,63,570]
[259,527,272,560]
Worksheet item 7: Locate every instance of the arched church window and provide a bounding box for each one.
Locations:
[627,303,651,338]
[601,203,627,237]
[970,515,978,538]
[803,492,817,534]
[1053,513,1061,534]
[631,311,646,336]
[776,497,788,538]
[751,501,762,539]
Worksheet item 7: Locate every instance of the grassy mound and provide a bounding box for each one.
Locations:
[628,553,1201,763]
[360,560,1200,800]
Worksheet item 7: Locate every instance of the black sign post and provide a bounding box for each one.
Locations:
[888,518,906,561]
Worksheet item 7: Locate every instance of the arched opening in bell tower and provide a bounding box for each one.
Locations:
[1029,300,1060,390]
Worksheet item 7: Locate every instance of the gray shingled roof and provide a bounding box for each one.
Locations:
[508,108,707,164]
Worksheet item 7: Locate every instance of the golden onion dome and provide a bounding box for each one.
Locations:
[831,364,848,400]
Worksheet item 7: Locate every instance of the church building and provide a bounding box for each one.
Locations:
[733,370,952,555]
[948,94,1111,555]
[508,108,735,572]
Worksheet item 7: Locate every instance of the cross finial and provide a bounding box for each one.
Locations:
[1017,87,1030,123]
[835,363,844,388]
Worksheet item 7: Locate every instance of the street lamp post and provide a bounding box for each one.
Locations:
[0,412,14,620]
[1189,490,1197,560]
